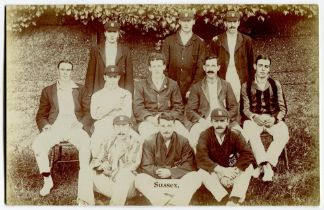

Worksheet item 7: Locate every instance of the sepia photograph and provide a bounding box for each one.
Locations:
[5,2,320,206]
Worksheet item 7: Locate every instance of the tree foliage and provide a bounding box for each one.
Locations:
[6,4,318,37]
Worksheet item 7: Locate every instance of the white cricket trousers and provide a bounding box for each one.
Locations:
[32,126,94,204]
[243,120,289,166]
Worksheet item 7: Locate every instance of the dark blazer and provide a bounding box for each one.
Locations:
[186,77,238,124]
[85,42,134,95]
[196,127,255,173]
[138,132,196,179]
[133,76,184,123]
[162,32,206,102]
[211,32,254,84]
[35,83,93,135]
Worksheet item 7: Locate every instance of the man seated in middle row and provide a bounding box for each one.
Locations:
[90,65,132,158]
[186,55,242,152]
[135,112,201,205]
[133,52,189,139]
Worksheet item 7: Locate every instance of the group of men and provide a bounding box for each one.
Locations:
[31,9,289,206]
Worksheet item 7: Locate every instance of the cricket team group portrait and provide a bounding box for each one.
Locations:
[5,4,319,206]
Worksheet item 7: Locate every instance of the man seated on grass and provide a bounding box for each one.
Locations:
[90,65,132,158]
[196,108,255,206]
[90,115,143,205]
[186,55,241,152]
[135,112,201,205]
[241,54,289,182]
[32,60,93,205]
[133,52,189,139]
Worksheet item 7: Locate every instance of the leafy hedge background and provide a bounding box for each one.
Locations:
[7,4,318,36]
[6,4,319,205]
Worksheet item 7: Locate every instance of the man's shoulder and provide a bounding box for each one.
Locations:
[163,33,177,42]
[218,77,231,86]
[42,83,57,93]
[192,33,204,43]
[190,80,203,91]
[174,132,189,143]
[200,127,213,139]
[212,33,226,43]
[227,129,244,141]
[270,78,282,86]
[239,32,253,43]
[130,130,144,145]
[118,43,131,52]
[143,133,158,146]
[135,79,146,88]
[166,77,179,87]
[118,87,132,95]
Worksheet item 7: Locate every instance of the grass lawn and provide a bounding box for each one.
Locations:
[6,17,319,205]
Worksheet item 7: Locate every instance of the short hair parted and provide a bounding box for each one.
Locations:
[57,60,73,70]
[148,52,166,66]
[158,112,176,124]
[255,54,272,65]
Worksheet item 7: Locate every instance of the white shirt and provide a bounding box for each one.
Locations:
[105,43,117,66]
[91,87,132,126]
[152,75,165,91]
[53,80,79,129]
[179,31,192,46]
[226,32,241,103]
[207,80,221,119]
[215,133,225,145]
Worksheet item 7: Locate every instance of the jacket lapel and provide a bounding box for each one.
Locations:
[98,42,106,67]
[201,78,210,103]
[165,132,176,157]
[217,77,222,98]
[52,83,59,112]
[115,43,123,64]
[221,34,229,54]
[234,32,243,52]
[72,86,79,111]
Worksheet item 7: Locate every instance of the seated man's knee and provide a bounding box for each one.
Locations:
[135,173,150,187]
[197,169,211,179]
[117,168,134,180]
[32,133,47,153]
[273,122,290,144]
[243,120,256,130]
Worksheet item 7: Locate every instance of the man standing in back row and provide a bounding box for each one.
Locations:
[211,10,254,103]
[162,10,205,103]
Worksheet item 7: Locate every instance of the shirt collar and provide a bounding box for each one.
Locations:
[254,76,270,90]
[57,80,78,90]
[105,42,117,48]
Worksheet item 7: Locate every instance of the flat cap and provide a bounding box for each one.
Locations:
[211,108,229,120]
[113,115,131,125]
[179,10,195,21]
[225,10,240,22]
[104,65,122,76]
[104,20,120,32]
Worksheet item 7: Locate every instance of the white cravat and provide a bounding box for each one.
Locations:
[215,133,225,145]
[54,80,79,129]
[207,80,221,119]
[105,43,117,66]
[226,32,241,102]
